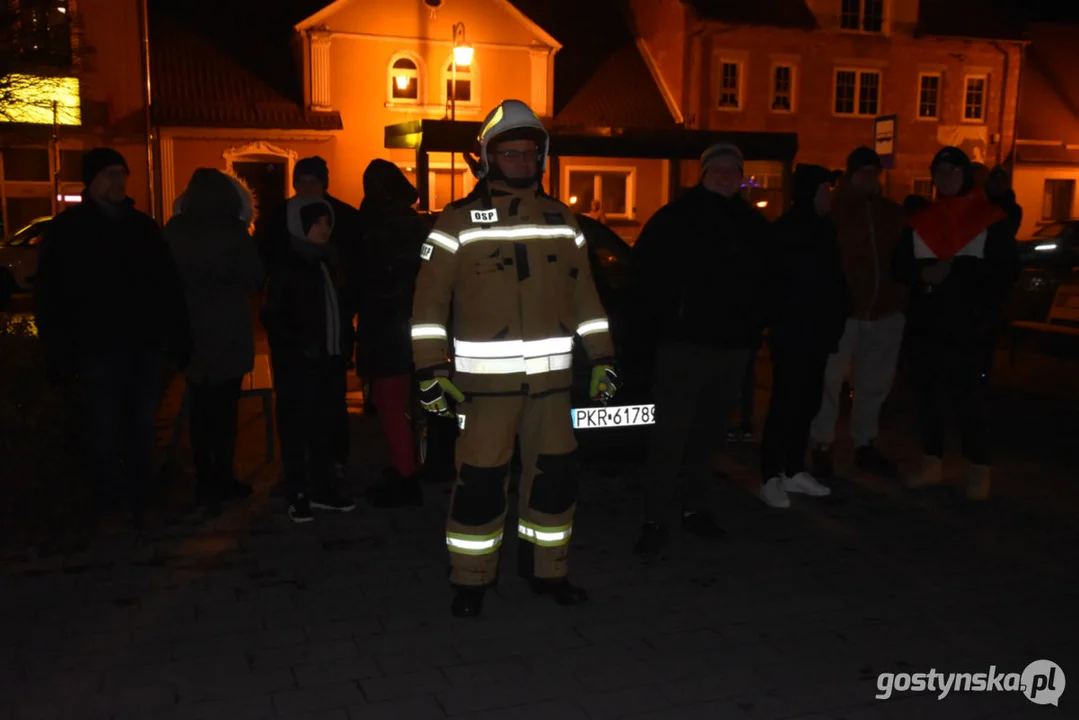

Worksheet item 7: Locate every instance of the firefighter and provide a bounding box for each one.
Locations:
[412,99,617,618]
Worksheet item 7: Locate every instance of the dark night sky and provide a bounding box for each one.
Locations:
[1023,0,1079,23]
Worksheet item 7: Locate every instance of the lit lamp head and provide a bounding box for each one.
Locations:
[453,43,473,67]
[395,75,410,90]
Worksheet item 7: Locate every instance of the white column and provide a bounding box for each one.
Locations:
[309,29,333,111]
[529,46,550,116]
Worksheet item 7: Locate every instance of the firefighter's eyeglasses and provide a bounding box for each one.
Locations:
[493,149,539,162]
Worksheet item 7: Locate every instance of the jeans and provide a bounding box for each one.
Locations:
[188,377,242,494]
[909,342,990,465]
[79,348,166,512]
[760,346,829,480]
[644,343,752,525]
[273,355,347,496]
[810,312,905,448]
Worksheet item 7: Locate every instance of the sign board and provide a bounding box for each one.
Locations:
[874,115,896,169]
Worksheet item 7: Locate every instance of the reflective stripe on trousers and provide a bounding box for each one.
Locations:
[517,520,572,547]
[446,530,503,556]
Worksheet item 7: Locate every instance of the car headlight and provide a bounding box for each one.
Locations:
[1034,243,1058,252]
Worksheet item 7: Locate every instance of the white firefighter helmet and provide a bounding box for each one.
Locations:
[475,99,549,180]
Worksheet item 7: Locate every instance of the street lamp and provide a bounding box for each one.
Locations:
[450,22,472,202]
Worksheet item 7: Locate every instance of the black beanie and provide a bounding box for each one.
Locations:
[81,147,129,187]
[300,202,332,236]
[846,146,882,175]
[294,156,329,190]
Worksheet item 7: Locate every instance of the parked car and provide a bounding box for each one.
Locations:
[0,216,51,310]
[1011,221,1079,322]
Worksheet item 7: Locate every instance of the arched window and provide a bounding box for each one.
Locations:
[388,53,423,104]
[442,55,475,106]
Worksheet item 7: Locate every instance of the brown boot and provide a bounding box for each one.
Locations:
[965,464,991,501]
[905,455,943,489]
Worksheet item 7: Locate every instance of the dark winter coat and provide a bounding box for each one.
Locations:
[260,197,342,366]
[352,159,428,378]
[34,193,190,377]
[829,184,909,320]
[165,169,265,384]
[768,167,851,355]
[631,184,772,353]
[892,188,1020,347]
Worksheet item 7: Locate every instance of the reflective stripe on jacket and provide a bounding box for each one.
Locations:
[411,186,613,396]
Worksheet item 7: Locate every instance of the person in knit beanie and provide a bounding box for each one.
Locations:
[34,146,190,531]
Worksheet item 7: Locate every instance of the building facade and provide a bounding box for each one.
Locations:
[631,0,1025,202]
[0,0,152,234]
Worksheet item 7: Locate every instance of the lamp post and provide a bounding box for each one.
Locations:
[450,22,473,202]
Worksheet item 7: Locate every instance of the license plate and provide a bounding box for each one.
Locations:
[571,404,655,429]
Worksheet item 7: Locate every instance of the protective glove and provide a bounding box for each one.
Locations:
[418,376,465,416]
[589,365,619,403]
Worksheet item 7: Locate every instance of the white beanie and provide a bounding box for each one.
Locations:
[700,143,744,175]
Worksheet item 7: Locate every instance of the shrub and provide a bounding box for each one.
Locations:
[0,314,87,553]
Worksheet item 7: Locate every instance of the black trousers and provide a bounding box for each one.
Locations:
[909,341,989,465]
[760,345,829,480]
[735,337,762,429]
[644,343,752,524]
[80,348,165,512]
[273,355,347,496]
[188,377,243,493]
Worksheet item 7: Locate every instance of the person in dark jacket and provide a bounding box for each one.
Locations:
[351,160,428,507]
[262,196,356,523]
[166,169,265,510]
[631,142,772,554]
[34,147,191,526]
[893,146,1020,501]
[257,157,359,478]
[759,165,850,508]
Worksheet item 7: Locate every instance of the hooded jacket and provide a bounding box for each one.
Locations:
[165,168,264,383]
[768,166,851,355]
[261,196,344,363]
[352,159,429,378]
[412,179,613,397]
[829,182,908,320]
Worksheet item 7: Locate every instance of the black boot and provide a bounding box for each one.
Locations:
[633,521,669,554]
[364,468,423,508]
[530,578,589,605]
[681,510,725,539]
[450,584,485,618]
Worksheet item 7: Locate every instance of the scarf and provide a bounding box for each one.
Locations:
[290,237,341,357]
[908,188,1006,261]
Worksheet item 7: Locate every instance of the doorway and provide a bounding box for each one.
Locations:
[233,157,287,227]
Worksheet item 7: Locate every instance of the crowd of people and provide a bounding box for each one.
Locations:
[629,142,1020,554]
[29,96,1021,618]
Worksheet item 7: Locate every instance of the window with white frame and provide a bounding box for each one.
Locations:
[918,73,941,120]
[388,54,422,103]
[565,168,635,219]
[718,61,742,110]
[963,75,987,122]
[834,69,880,116]
[840,0,884,32]
[772,65,795,112]
[443,56,474,105]
[913,178,935,199]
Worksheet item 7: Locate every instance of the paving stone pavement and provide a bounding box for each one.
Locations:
[2,352,1078,720]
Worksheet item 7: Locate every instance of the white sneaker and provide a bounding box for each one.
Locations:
[783,471,831,497]
[760,476,790,508]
